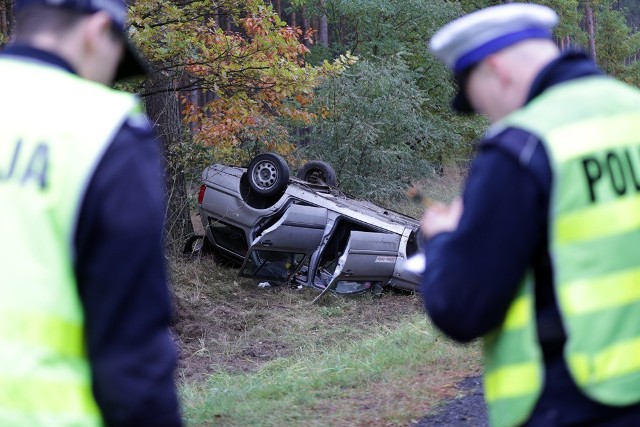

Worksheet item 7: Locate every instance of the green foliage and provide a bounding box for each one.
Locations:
[595,2,640,80]
[616,0,640,30]
[289,0,484,199]
[459,0,501,13]
[318,0,463,59]
[417,49,485,168]
[299,58,438,201]
[539,0,588,46]
[620,60,640,88]
[305,45,334,67]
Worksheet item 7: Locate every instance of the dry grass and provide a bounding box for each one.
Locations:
[373,164,466,221]
[170,256,431,381]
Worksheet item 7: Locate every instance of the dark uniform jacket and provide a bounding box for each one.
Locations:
[421,51,640,426]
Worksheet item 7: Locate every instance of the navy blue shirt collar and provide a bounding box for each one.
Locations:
[1,44,77,75]
[527,50,603,104]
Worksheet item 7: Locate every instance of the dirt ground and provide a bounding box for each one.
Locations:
[412,376,488,427]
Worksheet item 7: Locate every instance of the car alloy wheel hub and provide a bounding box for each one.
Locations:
[253,161,277,189]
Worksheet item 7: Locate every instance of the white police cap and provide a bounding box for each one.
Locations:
[430,3,559,75]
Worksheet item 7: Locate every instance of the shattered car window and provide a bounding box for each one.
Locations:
[241,250,305,281]
[209,219,248,256]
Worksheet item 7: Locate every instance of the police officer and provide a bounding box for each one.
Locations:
[0,0,182,426]
[421,3,640,426]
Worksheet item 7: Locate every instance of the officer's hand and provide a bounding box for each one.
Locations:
[420,197,463,239]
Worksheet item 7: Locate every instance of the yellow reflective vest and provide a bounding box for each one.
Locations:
[0,57,139,426]
[484,76,640,427]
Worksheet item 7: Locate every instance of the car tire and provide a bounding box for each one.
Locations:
[183,234,214,257]
[247,153,290,196]
[183,235,205,257]
[296,160,337,186]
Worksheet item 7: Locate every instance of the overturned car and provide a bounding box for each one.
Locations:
[191,153,422,295]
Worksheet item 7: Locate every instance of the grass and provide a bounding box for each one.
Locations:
[180,314,480,427]
[171,168,477,426]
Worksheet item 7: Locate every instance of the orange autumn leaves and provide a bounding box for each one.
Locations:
[131,0,353,163]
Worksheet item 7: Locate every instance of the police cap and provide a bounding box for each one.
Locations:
[15,0,148,81]
[429,3,558,113]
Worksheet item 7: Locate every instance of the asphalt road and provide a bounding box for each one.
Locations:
[411,375,489,427]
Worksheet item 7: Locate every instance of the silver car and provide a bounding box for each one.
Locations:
[192,153,422,295]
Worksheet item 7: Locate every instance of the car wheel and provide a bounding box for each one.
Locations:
[296,160,337,186]
[183,235,205,257]
[183,234,214,257]
[247,153,290,196]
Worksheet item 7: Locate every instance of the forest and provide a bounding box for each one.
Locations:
[1,0,640,248]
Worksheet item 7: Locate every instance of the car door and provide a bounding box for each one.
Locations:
[239,204,328,282]
[326,231,401,286]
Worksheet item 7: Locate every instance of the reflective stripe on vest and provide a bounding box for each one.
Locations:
[0,58,139,426]
[487,76,640,425]
[483,273,542,427]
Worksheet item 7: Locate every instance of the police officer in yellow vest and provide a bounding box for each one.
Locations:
[0,0,182,426]
[420,3,640,426]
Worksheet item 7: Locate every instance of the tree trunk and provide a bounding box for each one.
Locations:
[301,7,311,48]
[225,13,232,32]
[0,0,13,45]
[585,2,597,62]
[273,0,281,18]
[318,0,329,48]
[0,3,5,38]
[144,73,194,253]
